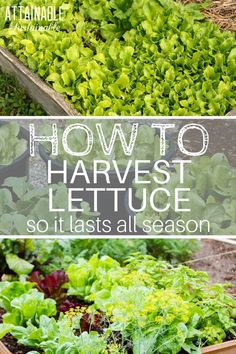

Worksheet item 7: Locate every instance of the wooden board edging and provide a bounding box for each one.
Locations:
[0,47,235,117]
[0,342,12,354]
[202,339,236,353]
[0,46,77,116]
[226,108,236,116]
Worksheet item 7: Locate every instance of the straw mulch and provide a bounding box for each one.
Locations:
[179,0,236,32]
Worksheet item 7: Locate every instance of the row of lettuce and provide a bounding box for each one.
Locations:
[0,239,235,354]
[0,0,236,116]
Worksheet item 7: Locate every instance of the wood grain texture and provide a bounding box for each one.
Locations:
[0,342,12,354]
[0,47,77,116]
[226,108,236,116]
[202,339,236,353]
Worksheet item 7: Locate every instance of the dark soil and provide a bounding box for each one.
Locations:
[190,239,236,296]
[0,309,39,354]
[1,334,37,354]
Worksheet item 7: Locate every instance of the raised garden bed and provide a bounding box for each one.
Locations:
[0,239,235,354]
[0,43,235,117]
[0,47,76,116]
[1,339,236,353]
[0,0,236,116]
[202,340,236,354]
[0,342,11,354]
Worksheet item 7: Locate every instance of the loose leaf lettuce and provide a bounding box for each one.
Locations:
[1,0,235,115]
[0,122,27,165]
[133,153,236,235]
[6,254,34,276]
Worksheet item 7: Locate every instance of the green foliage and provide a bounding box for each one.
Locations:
[67,239,198,263]
[1,0,235,115]
[6,254,34,276]
[0,282,111,352]
[134,153,236,235]
[0,281,34,312]
[0,238,198,277]
[0,284,55,326]
[11,316,107,354]
[0,122,27,165]
[0,255,235,353]
[66,254,236,353]
[30,239,199,274]
[147,239,199,263]
[0,239,34,274]
[0,69,45,116]
[0,177,97,235]
[3,289,56,326]
[42,120,165,169]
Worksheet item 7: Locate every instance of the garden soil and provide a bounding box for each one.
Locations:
[0,309,43,354]
[191,239,236,296]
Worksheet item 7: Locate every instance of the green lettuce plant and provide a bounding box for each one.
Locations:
[0,177,98,235]
[2,289,56,326]
[1,0,235,115]
[0,238,199,280]
[0,239,35,275]
[0,69,45,116]
[66,254,236,353]
[133,153,236,235]
[41,120,166,169]
[0,122,27,165]
[2,315,108,354]
[0,255,235,353]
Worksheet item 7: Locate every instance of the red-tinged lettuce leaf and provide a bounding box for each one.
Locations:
[29,270,68,299]
[57,298,79,312]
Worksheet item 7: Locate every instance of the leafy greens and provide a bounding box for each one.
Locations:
[1,0,235,115]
